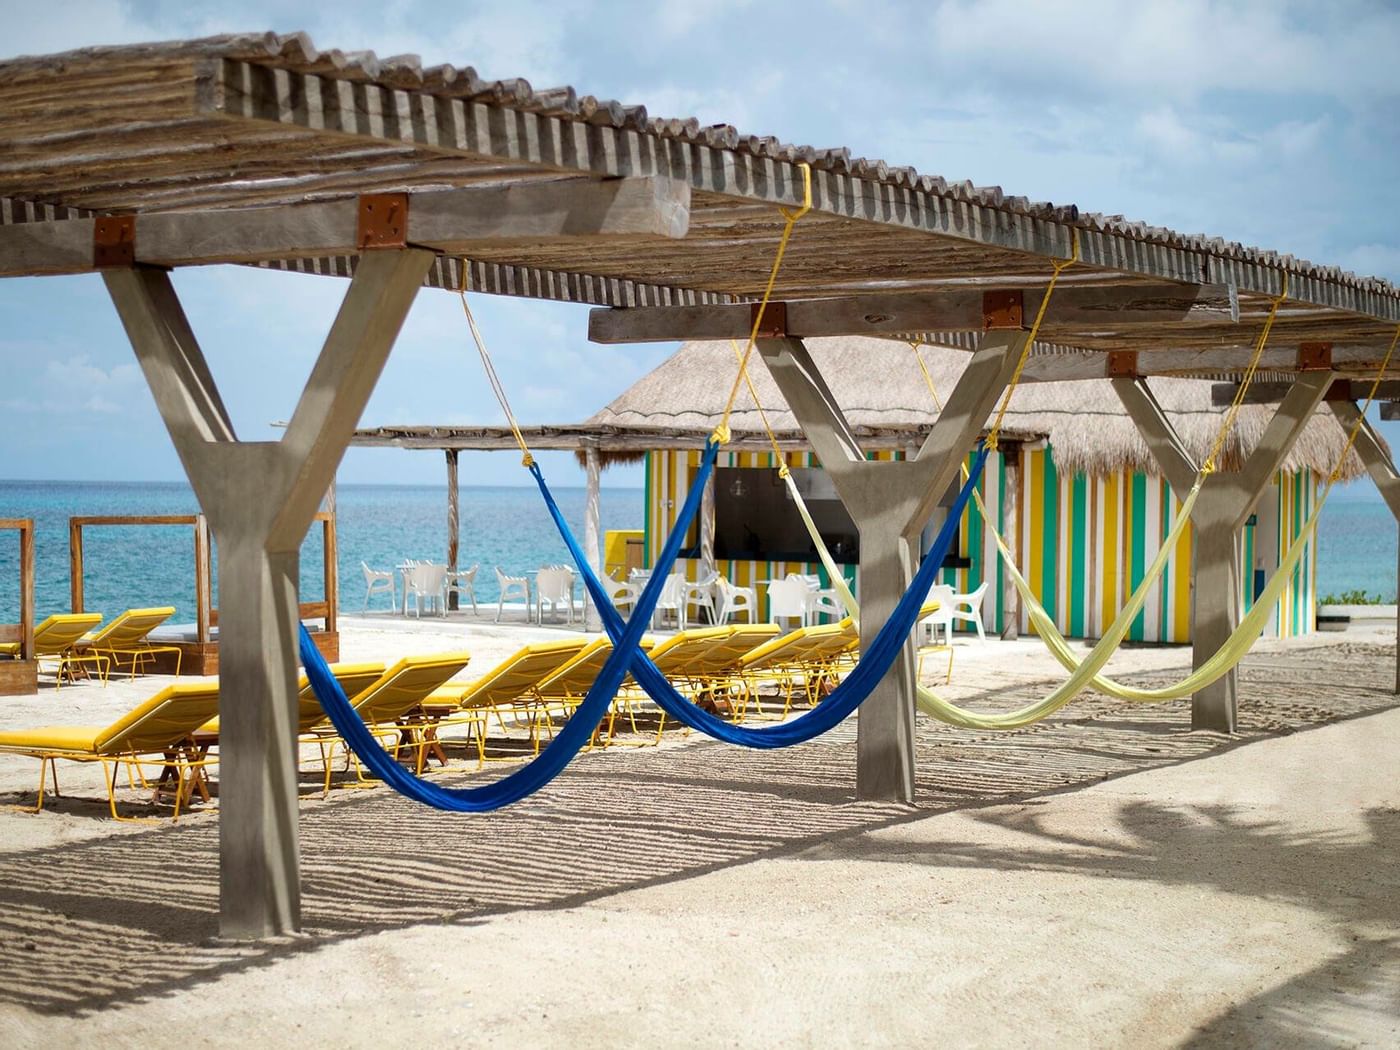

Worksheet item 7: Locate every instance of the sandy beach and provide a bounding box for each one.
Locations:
[0,616,1396,1046]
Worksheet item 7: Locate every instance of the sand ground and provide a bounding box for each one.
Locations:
[0,614,1396,1046]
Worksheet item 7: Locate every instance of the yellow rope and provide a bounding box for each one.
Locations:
[985,231,1080,451]
[1325,322,1400,488]
[730,339,789,473]
[459,290,535,468]
[712,163,812,446]
[1201,274,1289,474]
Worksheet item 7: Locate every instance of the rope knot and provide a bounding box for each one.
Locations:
[521,452,534,469]
[711,423,732,446]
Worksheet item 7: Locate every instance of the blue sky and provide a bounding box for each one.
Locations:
[1,0,1397,492]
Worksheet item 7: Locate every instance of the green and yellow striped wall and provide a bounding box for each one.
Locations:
[644,446,1318,641]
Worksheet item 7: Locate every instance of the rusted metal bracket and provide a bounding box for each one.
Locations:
[93,215,136,268]
[1297,342,1333,371]
[982,290,1024,330]
[357,193,409,249]
[1106,351,1138,378]
[751,300,788,338]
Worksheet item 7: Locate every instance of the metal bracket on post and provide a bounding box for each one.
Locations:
[93,215,136,268]
[357,193,409,249]
[751,300,788,338]
[1107,351,1138,378]
[982,290,1024,330]
[1297,342,1333,371]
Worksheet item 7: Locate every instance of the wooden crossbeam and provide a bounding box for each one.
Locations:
[0,176,690,276]
[1210,379,1400,406]
[587,283,1237,343]
[1014,345,1400,381]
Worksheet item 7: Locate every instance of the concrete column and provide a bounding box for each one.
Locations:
[446,449,460,611]
[584,445,603,632]
[758,332,1026,800]
[1115,371,1332,732]
[1327,400,1400,693]
[104,248,434,939]
[1000,445,1020,641]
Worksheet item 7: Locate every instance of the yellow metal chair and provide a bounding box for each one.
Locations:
[534,636,659,747]
[194,661,386,753]
[424,638,590,764]
[914,601,954,684]
[76,606,180,678]
[0,612,108,687]
[316,652,473,793]
[0,679,221,820]
[736,620,850,718]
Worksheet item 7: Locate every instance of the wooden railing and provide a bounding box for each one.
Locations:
[69,511,338,642]
[0,518,35,660]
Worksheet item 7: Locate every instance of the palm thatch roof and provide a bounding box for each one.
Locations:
[584,337,1372,480]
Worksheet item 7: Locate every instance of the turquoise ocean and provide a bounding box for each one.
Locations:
[0,480,1395,624]
[0,480,642,625]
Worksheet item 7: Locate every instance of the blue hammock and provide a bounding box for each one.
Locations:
[298,439,721,811]
[530,445,988,748]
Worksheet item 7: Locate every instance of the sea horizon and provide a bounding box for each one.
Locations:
[1,477,1395,623]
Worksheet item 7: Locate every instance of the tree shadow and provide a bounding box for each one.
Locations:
[0,640,1394,1022]
[801,799,1400,1047]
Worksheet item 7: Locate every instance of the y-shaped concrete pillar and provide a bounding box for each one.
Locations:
[1327,401,1400,693]
[104,249,434,939]
[758,333,1027,800]
[1114,371,1332,732]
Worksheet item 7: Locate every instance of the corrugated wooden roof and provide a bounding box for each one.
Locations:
[2,31,1397,354]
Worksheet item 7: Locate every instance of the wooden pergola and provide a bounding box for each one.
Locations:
[3,32,1399,941]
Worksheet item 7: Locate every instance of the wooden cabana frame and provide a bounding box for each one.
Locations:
[3,31,1399,940]
[68,512,339,673]
[0,518,36,695]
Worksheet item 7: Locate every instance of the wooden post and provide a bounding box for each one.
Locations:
[584,445,603,632]
[1115,372,1332,731]
[69,520,83,614]
[757,332,1026,800]
[104,248,432,940]
[1326,401,1400,693]
[18,521,33,660]
[446,449,460,611]
[1000,445,1021,641]
[195,514,212,644]
[322,513,338,635]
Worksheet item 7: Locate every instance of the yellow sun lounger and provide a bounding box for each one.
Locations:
[76,606,179,678]
[316,651,473,792]
[533,636,659,747]
[0,612,107,687]
[423,638,590,762]
[195,661,387,740]
[737,619,854,717]
[0,679,221,820]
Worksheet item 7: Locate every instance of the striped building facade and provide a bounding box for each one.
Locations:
[644,446,1318,642]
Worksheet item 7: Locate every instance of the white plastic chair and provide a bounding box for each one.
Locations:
[949,581,989,640]
[360,562,395,611]
[683,571,720,626]
[714,576,756,624]
[920,583,956,646]
[652,572,688,630]
[809,588,845,624]
[608,570,641,616]
[536,566,577,624]
[767,577,810,632]
[446,564,479,614]
[495,566,531,623]
[405,563,447,617]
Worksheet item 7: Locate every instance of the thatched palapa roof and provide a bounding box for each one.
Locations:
[584,338,1371,480]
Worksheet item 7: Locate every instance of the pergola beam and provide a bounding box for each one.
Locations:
[1015,345,1400,380]
[1327,401,1400,694]
[104,249,433,940]
[588,283,1237,343]
[0,176,691,276]
[1211,379,1400,406]
[756,333,1025,802]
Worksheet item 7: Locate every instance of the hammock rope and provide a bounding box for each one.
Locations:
[299,437,719,811]
[897,307,1400,721]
